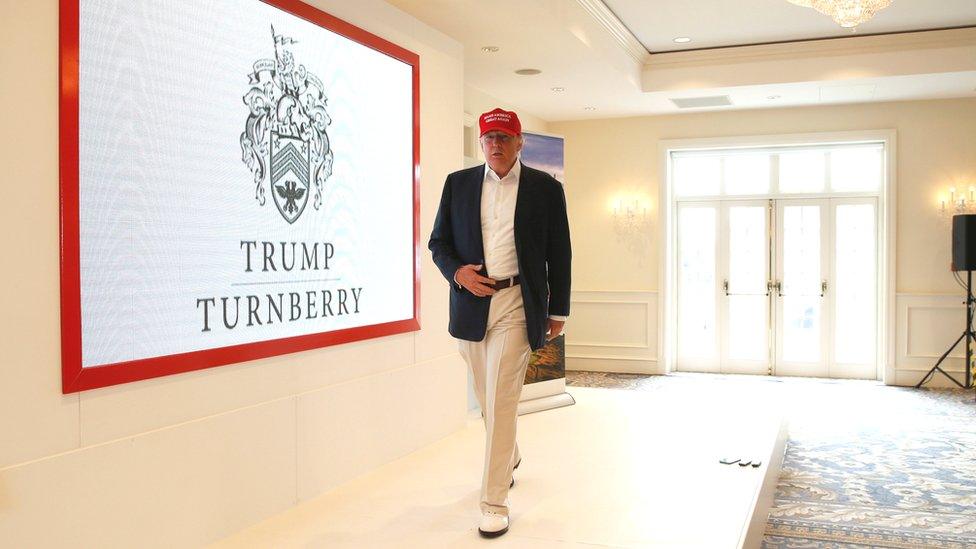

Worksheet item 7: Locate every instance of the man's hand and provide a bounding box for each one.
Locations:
[546,319,565,340]
[455,264,496,297]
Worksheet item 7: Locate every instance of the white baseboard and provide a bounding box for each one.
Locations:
[566,355,661,374]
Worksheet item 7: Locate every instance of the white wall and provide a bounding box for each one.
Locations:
[550,98,976,386]
[0,1,468,546]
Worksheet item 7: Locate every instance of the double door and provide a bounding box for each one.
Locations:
[676,198,878,379]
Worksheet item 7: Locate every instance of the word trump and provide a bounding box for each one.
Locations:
[195,240,364,332]
[240,240,335,272]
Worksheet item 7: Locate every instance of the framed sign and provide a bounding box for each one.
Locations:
[60,0,420,393]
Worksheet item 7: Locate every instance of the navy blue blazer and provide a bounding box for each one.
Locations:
[428,163,571,351]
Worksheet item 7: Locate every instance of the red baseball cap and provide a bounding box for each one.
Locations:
[479,108,521,137]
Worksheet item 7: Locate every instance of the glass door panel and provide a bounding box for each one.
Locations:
[775,200,829,377]
[676,203,719,371]
[675,198,879,380]
[720,201,770,374]
[831,199,878,378]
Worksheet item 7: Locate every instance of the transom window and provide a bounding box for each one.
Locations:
[672,142,883,199]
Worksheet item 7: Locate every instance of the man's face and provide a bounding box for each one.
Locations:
[481,131,523,175]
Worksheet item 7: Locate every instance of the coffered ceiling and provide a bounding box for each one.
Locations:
[387,0,976,120]
[606,0,976,52]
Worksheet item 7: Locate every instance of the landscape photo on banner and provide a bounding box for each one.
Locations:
[520,131,567,384]
[521,131,564,184]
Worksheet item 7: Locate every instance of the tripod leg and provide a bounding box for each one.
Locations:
[916,331,967,389]
[967,270,973,389]
[930,365,966,388]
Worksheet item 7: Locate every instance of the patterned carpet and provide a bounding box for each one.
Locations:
[565,371,976,548]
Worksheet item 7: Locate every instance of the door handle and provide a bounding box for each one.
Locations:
[821,280,828,297]
[766,280,772,296]
[774,280,783,297]
[723,279,729,296]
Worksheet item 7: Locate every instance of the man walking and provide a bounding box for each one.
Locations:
[428,108,571,538]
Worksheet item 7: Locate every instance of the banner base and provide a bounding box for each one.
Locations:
[517,391,576,416]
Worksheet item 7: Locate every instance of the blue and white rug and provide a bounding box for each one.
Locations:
[763,387,976,548]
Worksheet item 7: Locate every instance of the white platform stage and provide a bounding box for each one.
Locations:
[212,386,786,548]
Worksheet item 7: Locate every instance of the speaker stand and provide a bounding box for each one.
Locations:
[916,270,974,390]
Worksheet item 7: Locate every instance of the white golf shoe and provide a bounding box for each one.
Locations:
[478,511,509,538]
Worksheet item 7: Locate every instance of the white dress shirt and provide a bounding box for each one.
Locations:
[453,161,567,322]
[481,161,521,279]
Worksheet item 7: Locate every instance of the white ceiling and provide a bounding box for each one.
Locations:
[605,0,976,52]
[387,0,976,121]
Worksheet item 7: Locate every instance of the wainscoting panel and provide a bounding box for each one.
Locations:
[896,293,972,387]
[566,292,969,386]
[565,291,659,374]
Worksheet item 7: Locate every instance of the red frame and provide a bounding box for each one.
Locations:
[59,0,421,393]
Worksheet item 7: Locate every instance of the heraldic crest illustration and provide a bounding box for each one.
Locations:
[240,25,333,224]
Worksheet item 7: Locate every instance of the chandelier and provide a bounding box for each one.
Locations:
[787,0,892,29]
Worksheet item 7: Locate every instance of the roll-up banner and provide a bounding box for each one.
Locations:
[519,131,575,414]
[60,0,421,393]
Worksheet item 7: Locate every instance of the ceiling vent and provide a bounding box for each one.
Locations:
[670,95,733,109]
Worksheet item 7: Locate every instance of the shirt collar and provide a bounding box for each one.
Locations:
[485,160,521,183]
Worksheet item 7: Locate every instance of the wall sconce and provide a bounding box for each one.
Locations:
[612,199,649,234]
[611,198,652,261]
[940,186,976,219]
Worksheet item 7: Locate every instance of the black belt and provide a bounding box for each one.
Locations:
[492,275,520,290]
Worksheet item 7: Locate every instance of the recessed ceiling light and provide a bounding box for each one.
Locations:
[481,46,499,53]
[551,87,565,92]
[584,106,596,111]
[514,68,541,75]
[767,95,781,100]
[673,37,692,43]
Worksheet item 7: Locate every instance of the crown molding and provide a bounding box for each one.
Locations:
[574,0,650,65]
[646,27,976,68]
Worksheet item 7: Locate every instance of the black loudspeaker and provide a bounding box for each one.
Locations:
[952,214,976,271]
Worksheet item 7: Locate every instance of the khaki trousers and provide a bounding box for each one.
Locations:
[458,285,531,516]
